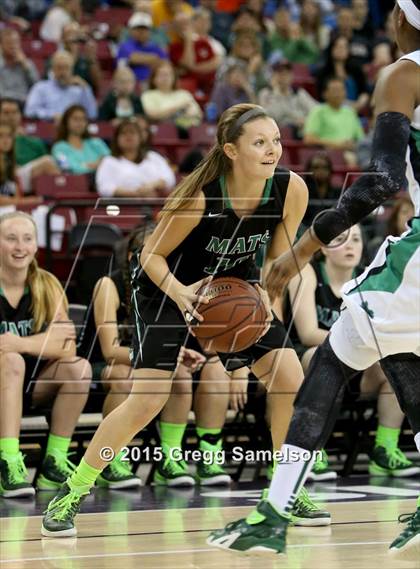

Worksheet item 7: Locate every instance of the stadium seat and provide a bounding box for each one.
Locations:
[23,120,55,142]
[88,121,115,141]
[22,39,56,59]
[33,174,93,199]
[298,147,347,168]
[150,122,179,144]
[189,123,217,146]
[93,7,131,25]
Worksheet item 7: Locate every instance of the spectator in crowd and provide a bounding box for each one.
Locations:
[209,63,254,121]
[299,0,331,51]
[151,0,194,43]
[288,225,419,480]
[217,30,268,93]
[0,28,39,105]
[96,118,176,198]
[302,151,341,224]
[116,12,167,85]
[351,0,375,42]
[0,98,60,195]
[258,60,317,137]
[333,6,371,67]
[24,51,97,121]
[169,12,220,95]
[46,22,103,95]
[0,211,92,497]
[386,195,415,237]
[52,105,110,174]
[268,8,320,66]
[0,123,43,205]
[98,67,144,124]
[229,7,271,59]
[304,77,364,165]
[366,41,394,88]
[315,35,370,113]
[40,0,82,43]
[192,7,226,58]
[141,61,202,129]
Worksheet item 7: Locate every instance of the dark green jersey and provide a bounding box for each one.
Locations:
[133,168,291,298]
[0,287,34,336]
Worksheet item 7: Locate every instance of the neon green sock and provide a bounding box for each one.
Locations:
[46,433,71,457]
[417,495,420,509]
[196,427,221,450]
[0,438,19,455]
[159,421,187,454]
[375,425,400,450]
[68,458,101,491]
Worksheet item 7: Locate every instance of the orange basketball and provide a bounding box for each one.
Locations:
[192,277,267,353]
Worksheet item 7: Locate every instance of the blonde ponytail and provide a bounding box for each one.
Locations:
[27,259,68,332]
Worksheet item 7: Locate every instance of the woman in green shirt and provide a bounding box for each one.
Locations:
[52,105,110,174]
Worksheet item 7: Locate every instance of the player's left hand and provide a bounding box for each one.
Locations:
[178,346,206,372]
[254,284,273,340]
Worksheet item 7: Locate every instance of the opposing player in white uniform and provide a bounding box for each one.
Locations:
[208,0,420,560]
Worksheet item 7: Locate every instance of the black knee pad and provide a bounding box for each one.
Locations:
[286,338,359,451]
[380,354,420,434]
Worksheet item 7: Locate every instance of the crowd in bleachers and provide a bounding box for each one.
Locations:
[0,0,418,495]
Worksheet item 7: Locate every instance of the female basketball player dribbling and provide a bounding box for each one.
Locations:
[42,103,329,537]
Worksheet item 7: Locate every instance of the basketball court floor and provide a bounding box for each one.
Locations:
[1,476,419,568]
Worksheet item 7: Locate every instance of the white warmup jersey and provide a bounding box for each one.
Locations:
[330,50,420,368]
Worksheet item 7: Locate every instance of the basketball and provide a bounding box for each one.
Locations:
[191,277,267,353]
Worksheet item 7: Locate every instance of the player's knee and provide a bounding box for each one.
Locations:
[57,357,92,389]
[0,352,26,386]
[109,378,133,396]
[125,392,169,427]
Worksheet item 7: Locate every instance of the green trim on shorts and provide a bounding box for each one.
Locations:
[348,218,420,296]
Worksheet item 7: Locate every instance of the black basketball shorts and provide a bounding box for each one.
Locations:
[130,293,293,373]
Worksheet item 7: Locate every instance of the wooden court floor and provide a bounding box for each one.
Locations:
[1,490,419,569]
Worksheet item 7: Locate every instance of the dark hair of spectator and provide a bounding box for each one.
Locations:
[0,98,22,113]
[387,194,415,236]
[305,151,333,173]
[0,122,16,185]
[149,61,177,91]
[299,1,322,46]
[55,104,90,142]
[111,118,151,163]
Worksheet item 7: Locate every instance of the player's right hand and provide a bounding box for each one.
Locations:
[174,276,213,326]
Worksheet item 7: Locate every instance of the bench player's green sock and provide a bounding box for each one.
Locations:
[0,438,19,456]
[68,458,101,491]
[159,421,187,456]
[375,425,400,450]
[46,433,71,457]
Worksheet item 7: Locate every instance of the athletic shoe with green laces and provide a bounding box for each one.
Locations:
[307,450,338,482]
[96,458,142,489]
[41,482,90,537]
[153,452,195,487]
[207,498,289,554]
[389,507,420,561]
[369,446,420,477]
[261,487,331,527]
[0,452,35,498]
[36,451,77,490]
[196,438,231,486]
[291,487,331,526]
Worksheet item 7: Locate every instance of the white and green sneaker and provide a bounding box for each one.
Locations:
[41,482,90,537]
[0,452,35,498]
[96,457,142,489]
[369,446,420,477]
[207,498,290,554]
[307,450,337,482]
[389,506,420,561]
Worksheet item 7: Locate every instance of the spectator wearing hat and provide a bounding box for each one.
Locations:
[116,12,167,84]
[258,60,317,136]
